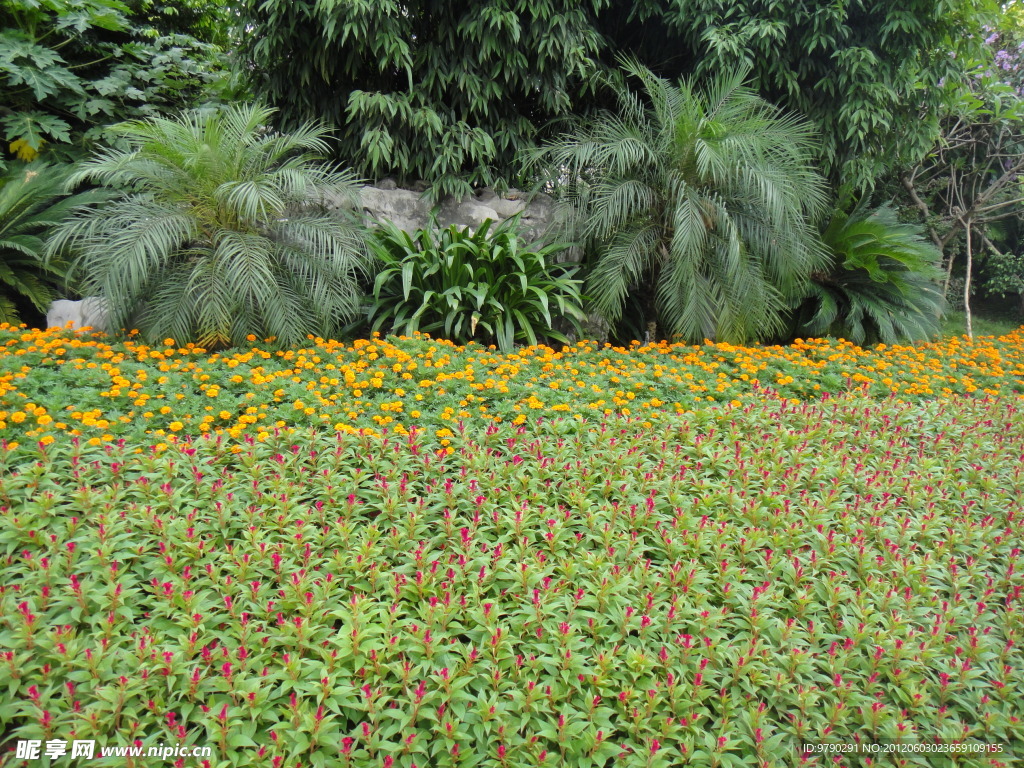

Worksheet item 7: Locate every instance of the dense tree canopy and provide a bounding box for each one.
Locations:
[237,0,610,199]
[636,0,998,190]
[237,0,996,195]
[0,0,236,169]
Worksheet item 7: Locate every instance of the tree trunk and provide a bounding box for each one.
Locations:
[944,251,956,301]
[964,222,973,341]
[643,247,667,343]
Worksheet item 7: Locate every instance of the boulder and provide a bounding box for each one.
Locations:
[46,297,109,333]
[356,186,429,234]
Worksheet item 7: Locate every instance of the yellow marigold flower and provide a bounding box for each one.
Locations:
[11,412,26,423]
[39,435,55,446]
[168,421,184,431]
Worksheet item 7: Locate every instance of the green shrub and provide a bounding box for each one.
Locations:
[367,217,585,351]
[792,202,945,344]
[47,103,374,349]
[527,59,829,344]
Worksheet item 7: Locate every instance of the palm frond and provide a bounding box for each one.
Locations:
[0,163,102,322]
[793,202,945,344]
[48,104,372,348]
[531,62,828,342]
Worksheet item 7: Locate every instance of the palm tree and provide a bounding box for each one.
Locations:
[792,202,945,345]
[0,164,100,325]
[48,104,374,349]
[528,60,830,343]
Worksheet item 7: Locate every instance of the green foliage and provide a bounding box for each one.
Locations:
[890,29,1024,303]
[47,103,375,349]
[0,163,102,324]
[643,0,998,190]
[237,0,609,199]
[0,0,237,169]
[127,0,236,47]
[1,390,1023,765]
[980,247,1024,300]
[367,218,585,352]
[236,0,993,196]
[529,60,829,344]
[940,307,1022,338]
[792,203,945,345]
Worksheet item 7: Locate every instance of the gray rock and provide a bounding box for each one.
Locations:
[355,186,428,233]
[330,184,558,242]
[438,199,500,229]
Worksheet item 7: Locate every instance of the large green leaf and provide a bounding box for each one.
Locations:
[366,218,583,351]
[792,201,945,344]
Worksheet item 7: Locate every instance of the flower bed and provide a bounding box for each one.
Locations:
[1,392,1022,766]
[2,326,1023,764]
[1,325,1024,448]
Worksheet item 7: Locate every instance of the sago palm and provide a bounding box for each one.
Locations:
[48,104,374,349]
[0,164,101,325]
[792,202,945,345]
[529,60,830,343]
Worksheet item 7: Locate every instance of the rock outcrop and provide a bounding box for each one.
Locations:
[329,183,559,244]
